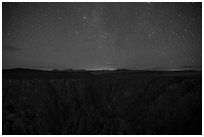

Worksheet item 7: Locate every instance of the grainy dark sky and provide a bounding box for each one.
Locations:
[2,2,202,70]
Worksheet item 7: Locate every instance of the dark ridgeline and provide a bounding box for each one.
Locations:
[2,68,202,134]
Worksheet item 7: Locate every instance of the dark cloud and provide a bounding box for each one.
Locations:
[3,45,21,51]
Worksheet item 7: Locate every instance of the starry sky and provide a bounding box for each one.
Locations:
[2,2,202,70]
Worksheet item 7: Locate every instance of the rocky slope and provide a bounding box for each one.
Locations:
[2,72,202,134]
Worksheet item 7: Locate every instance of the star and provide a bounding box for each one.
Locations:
[148,34,151,39]
[147,31,156,39]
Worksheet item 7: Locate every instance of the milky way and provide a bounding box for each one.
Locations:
[2,2,202,70]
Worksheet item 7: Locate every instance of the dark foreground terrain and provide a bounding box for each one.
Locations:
[2,69,202,135]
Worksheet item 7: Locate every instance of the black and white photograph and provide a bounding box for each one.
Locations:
[2,1,202,135]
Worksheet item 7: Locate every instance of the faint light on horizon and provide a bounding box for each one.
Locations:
[86,65,117,71]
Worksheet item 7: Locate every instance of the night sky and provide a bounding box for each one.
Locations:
[2,2,202,70]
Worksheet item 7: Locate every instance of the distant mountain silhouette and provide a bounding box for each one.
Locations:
[3,67,201,74]
[3,68,48,72]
